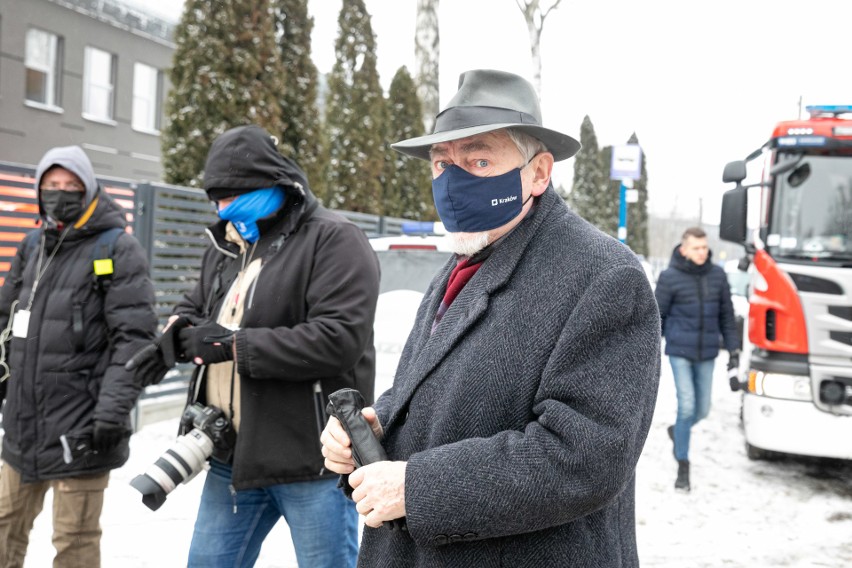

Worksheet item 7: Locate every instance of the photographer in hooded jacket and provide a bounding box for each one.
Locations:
[126,125,380,568]
[0,146,157,568]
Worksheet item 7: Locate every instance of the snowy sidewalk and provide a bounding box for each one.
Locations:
[637,353,852,567]
[22,352,852,566]
[25,419,299,567]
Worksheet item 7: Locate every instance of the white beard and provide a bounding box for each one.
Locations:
[446,231,490,257]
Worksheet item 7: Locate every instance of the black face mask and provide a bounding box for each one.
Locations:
[41,191,85,224]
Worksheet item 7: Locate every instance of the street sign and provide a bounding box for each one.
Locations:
[610,144,643,180]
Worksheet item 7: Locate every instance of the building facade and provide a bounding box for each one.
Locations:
[0,0,175,180]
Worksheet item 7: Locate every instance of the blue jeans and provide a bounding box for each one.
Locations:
[187,460,358,568]
[670,356,716,462]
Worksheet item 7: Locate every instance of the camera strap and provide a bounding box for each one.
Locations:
[204,254,241,319]
[229,357,236,428]
[203,233,286,319]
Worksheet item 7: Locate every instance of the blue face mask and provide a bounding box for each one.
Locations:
[218,186,286,243]
[431,165,530,233]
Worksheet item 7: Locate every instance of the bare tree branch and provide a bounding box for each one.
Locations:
[514,0,564,95]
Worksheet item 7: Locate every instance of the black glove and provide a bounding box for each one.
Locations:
[728,350,740,370]
[177,322,235,365]
[125,316,195,386]
[326,388,406,532]
[326,388,387,468]
[727,350,740,371]
[92,420,127,454]
[728,350,741,392]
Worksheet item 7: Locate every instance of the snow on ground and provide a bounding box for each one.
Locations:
[637,355,852,568]
[23,419,299,567]
[20,352,852,566]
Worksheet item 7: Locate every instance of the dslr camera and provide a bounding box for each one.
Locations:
[130,403,235,511]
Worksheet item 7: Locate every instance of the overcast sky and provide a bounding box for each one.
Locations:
[136,0,852,223]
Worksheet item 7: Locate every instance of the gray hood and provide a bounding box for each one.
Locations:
[35,146,99,217]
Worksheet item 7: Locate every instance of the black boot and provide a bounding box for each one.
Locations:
[675,460,690,491]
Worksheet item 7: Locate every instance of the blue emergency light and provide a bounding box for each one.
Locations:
[806,105,852,117]
[777,136,827,147]
[400,221,446,235]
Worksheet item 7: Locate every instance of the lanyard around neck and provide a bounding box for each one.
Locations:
[27,227,71,310]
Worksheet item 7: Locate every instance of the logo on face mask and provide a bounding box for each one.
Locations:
[491,195,518,207]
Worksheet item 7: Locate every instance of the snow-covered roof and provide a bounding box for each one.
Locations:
[48,0,176,47]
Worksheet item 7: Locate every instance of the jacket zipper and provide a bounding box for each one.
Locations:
[696,274,705,357]
[245,265,261,311]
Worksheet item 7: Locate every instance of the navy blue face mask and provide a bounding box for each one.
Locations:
[431,164,531,233]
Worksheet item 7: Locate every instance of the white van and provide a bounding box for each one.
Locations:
[370,233,453,398]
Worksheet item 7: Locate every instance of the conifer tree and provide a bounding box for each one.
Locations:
[568,116,606,224]
[384,67,434,220]
[625,132,650,256]
[162,0,287,187]
[323,0,385,213]
[274,0,326,197]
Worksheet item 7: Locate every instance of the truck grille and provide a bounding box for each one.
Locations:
[829,331,852,347]
[828,306,852,321]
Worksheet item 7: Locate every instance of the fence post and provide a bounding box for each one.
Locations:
[133,182,156,267]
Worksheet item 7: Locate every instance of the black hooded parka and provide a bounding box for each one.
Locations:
[176,126,380,490]
[0,174,157,482]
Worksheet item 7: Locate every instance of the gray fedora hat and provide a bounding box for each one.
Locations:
[391,69,580,162]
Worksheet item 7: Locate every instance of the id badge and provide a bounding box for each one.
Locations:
[12,309,30,339]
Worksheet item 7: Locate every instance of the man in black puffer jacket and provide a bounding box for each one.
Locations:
[0,146,157,567]
[655,226,740,491]
[128,125,380,568]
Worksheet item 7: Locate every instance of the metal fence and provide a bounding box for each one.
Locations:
[0,161,411,428]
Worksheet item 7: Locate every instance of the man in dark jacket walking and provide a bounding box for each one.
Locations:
[128,125,380,567]
[0,145,157,567]
[655,226,740,491]
[321,69,661,567]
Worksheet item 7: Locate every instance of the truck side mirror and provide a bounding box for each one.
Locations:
[720,186,748,245]
[722,160,747,183]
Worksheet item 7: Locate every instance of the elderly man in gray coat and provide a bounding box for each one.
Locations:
[321,69,661,567]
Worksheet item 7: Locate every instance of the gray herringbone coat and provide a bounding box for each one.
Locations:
[361,188,661,567]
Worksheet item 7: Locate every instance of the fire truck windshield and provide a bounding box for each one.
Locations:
[768,154,852,262]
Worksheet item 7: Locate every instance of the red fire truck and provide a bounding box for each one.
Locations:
[720,105,852,460]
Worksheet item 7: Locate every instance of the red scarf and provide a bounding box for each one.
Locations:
[432,257,483,333]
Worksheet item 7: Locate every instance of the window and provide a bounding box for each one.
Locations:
[25,28,61,107]
[132,63,161,132]
[83,46,115,120]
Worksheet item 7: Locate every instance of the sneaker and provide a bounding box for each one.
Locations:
[675,460,690,491]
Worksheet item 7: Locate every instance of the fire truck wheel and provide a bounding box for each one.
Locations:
[746,442,778,461]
